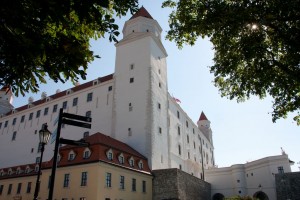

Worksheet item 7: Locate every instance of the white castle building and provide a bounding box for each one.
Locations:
[0,7,214,179]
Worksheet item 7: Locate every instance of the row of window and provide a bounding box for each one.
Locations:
[0,182,31,195]
[0,89,113,129]
[62,172,147,193]
[0,165,39,177]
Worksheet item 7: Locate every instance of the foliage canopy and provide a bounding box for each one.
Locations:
[0,0,138,96]
[162,0,300,125]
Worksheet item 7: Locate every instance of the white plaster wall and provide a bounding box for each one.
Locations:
[167,97,214,178]
[0,80,114,168]
[206,154,292,199]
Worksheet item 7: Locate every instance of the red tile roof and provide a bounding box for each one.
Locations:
[199,111,208,121]
[130,6,153,20]
[5,74,114,115]
[54,132,151,173]
[0,132,151,179]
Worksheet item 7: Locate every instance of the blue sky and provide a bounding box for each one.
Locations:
[13,1,299,171]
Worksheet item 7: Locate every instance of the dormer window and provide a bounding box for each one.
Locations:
[8,169,13,175]
[16,167,21,174]
[118,154,124,164]
[35,165,39,172]
[66,89,72,95]
[68,150,76,161]
[57,154,62,162]
[129,157,134,167]
[138,160,144,170]
[25,166,31,174]
[83,148,91,159]
[93,80,98,85]
[0,170,4,176]
[106,149,113,160]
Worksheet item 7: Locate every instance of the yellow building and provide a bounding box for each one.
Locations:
[0,132,152,200]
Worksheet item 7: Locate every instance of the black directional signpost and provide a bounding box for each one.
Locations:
[48,108,92,200]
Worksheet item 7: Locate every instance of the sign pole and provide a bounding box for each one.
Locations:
[48,108,63,200]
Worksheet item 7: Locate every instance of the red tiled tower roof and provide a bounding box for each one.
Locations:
[199,111,208,121]
[130,6,153,20]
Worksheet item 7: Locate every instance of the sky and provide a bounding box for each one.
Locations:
[12,1,299,171]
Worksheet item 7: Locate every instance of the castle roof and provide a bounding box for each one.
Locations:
[199,111,208,121]
[0,132,152,180]
[130,6,153,20]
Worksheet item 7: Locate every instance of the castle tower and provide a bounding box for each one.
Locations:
[112,7,169,169]
[0,86,14,115]
[197,111,213,144]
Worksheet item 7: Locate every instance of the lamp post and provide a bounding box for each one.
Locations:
[33,123,51,200]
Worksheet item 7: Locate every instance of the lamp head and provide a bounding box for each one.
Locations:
[39,123,51,144]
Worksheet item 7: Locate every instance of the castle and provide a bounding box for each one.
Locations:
[0,7,215,179]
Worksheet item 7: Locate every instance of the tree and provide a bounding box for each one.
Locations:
[162,0,300,125]
[0,0,138,96]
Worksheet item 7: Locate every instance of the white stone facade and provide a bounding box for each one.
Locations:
[206,154,292,199]
[0,8,214,179]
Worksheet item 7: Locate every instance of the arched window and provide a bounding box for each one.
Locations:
[83,148,91,159]
[212,193,225,200]
[68,150,76,161]
[118,153,125,164]
[106,149,113,160]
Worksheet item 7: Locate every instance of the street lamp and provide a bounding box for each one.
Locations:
[33,123,51,200]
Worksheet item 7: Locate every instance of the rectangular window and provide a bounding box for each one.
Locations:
[36,157,40,164]
[64,174,70,187]
[178,126,181,135]
[177,111,180,119]
[186,121,188,127]
[159,127,162,134]
[108,152,113,160]
[130,64,134,70]
[187,135,189,143]
[26,182,31,193]
[83,131,89,138]
[106,173,112,187]
[53,104,58,113]
[158,103,161,109]
[4,120,8,128]
[178,145,181,155]
[81,172,87,186]
[17,183,22,194]
[63,101,67,109]
[108,86,112,91]
[132,178,136,191]
[87,93,93,102]
[0,185,3,195]
[36,110,41,118]
[278,166,284,174]
[12,118,17,125]
[21,115,25,123]
[8,184,12,195]
[85,111,91,118]
[130,77,134,83]
[73,97,78,106]
[120,176,125,189]
[44,107,49,116]
[142,181,146,193]
[29,113,33,120]
[83,151,90,159]
[0,122,2,129]
[48,176,51,189]
[12,131,17,141]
